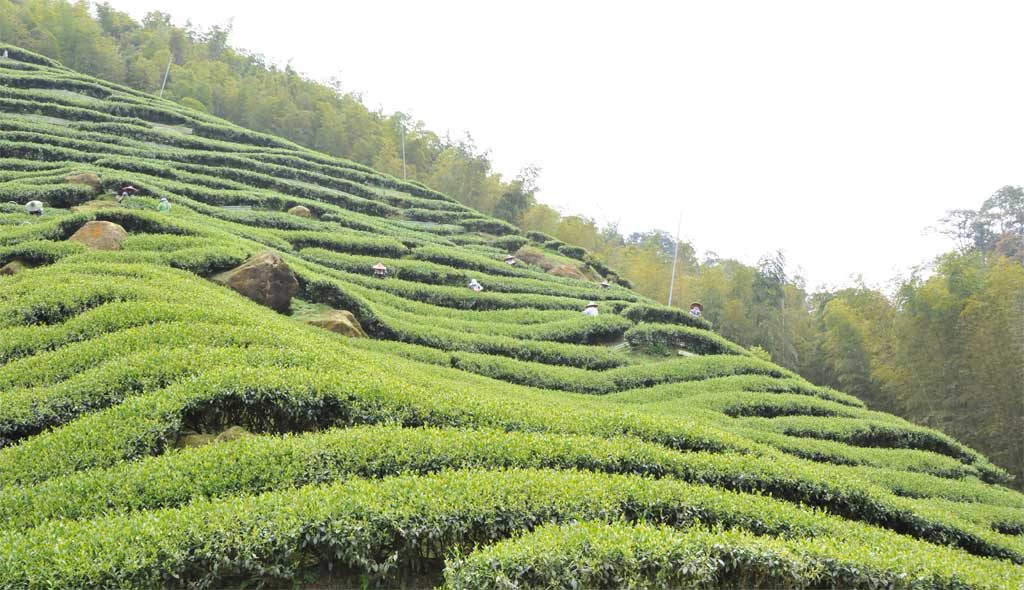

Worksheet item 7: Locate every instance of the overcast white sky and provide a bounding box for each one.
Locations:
[108,0,1024,291]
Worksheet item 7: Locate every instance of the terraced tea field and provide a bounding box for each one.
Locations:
[1,45,1023,589]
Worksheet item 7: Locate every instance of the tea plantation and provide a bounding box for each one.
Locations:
[1,45,1022,589]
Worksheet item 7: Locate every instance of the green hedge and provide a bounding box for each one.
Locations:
[4,424,1018,564]
[0,358,762,487]
[299,247,635,302]
[625,322,749,356]
[445,520,1020,590]
[1,53,1021,590]
[557,243,587,260]
[2,469,1020,589]
[449,351,793,394]
[738,415,989,464]
[621,302,712,330]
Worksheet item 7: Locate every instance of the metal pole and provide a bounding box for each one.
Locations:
[158,55,172,98]
[667,213,682,306]
[400,122,407,179]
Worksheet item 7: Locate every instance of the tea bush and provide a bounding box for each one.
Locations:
[1,47,1021,588]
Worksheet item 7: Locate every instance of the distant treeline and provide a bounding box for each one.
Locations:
[2,0,1021,487]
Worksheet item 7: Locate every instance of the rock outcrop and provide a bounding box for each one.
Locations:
[547,264,587,280]
[175,425,252,449]
[0,258,32,276]
[67,220,128,250]
[306,309,367,338]
[287,205,312,218]
[211,250,298,312]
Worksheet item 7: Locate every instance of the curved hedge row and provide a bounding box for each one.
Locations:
[445,520,1020,590]
[3,425,1018,563]
[3,51,1022,588]
[621,302,713,330]
[3,469,1020,589]
[625,322,749,355]
[448,351,793,394]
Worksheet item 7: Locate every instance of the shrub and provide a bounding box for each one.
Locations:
[625,322,748,356]
[445,520,1020,590]
[557,243,587,260]
[621,302,712,330]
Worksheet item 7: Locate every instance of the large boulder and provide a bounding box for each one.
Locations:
[68,220,128,250]
[287,205,313,218]
[211,251,298,312]
[306,309,367,338]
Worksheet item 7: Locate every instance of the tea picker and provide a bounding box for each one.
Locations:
[117,183,138,204]
[25,200,43,216]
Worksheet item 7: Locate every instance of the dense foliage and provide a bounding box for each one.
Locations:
[2,0,1019,487]
[0,37,1021,590]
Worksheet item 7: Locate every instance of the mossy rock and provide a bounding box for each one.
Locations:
[67,220,128,250]
[175,426,252,448]
[215,425,253,442]
[547,264,587,280]
[514,246,555,271]
[211,251,299,313]
[306,309,367,338]
[175,433,215,448]
[287,205,313,218]
[0,258,33,276]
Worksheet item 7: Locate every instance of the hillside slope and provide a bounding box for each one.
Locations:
[1,45,1023,589]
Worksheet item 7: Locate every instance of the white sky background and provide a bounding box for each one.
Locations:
[107,0,1024,291]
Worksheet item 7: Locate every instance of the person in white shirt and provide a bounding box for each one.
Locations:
[582,301,599,316]
[468,278,483,292]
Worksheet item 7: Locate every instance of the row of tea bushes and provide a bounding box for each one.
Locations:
[444,519,1020,590]
[2,469,1020,589]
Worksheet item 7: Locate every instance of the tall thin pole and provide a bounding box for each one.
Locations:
[158,55,172,98]
[400,122,407,179]
[667,213,682,306]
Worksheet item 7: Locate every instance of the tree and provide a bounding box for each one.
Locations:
[820,299,878,405]
[958,257,1024,484]
[493,166,541,225]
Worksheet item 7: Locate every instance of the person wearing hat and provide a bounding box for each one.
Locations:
[25,200,43,216]
[117,183,138,204]
[600,279,610,289]
[504,255,517,266]
[372,262,388,278]
[157,197,171,213]
[689,302,704,319]
[468,278,483,292]
[582,301,599,316]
